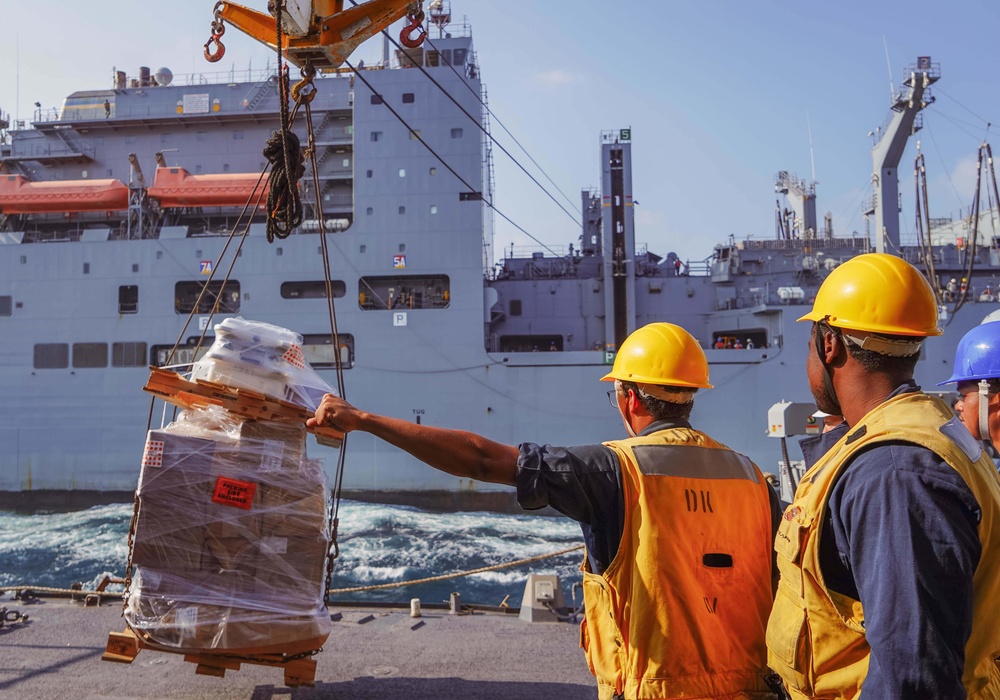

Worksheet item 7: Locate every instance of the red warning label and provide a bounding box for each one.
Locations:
[212,476,258,510]
[282,345,306,369]
[142,440,164,468]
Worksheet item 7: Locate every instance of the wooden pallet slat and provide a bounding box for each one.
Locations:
[143,367,344,446]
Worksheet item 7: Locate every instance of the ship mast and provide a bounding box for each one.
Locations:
[871,56,939,254]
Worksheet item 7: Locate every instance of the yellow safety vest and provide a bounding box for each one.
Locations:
[581,427,776,700]
[766,392,1000,699]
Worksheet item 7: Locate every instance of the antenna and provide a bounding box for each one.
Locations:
[807,111,816,182]
[882,36,895,102]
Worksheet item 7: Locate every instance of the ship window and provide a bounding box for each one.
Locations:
[34,343,69,369]
[196,132,208,141]
[0,296,11,316]
[451,128,463,139]
[453,48,468,65]
[360,245,367,253]
[710,329,768,350]
[302,334,354,369]
[399,244,406,252]
[276,247,283,257]
[73,342,108,368]
[118,285,138,314]
[370,94,383,105]
[223,163,230,173]
[161,134,172,144]
[125,136,136,145]
[342,158,351,167]
[499,335,562,352]
[156,251,163,260]
[409,130,421,140]
[196,164,203,174]
[509,300,522,316]
[429,167,436,176]
[459,192,482,201]
[398,169,406,178]
[174,280,241,314]
[441,49,452,65]
[371,131,382,142]
[131,264,139,273]
[106,169,113,177]
[20,256,26,264]
[81,170,89,179]
[402,93,415,103]
[359,275,450,310]
[82,263,90,274]
[280,281,347,299]
[150,342,210,368]
[232,129,244,140]
[366,170,373,178]
[398,206,405,215]
[366,207,373,215]
[112,341,147,367]
[429,205,438,214]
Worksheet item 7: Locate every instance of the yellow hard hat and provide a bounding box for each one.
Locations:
[601,322,712,388]
[797,253,942,336]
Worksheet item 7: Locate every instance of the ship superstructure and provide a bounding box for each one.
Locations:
[1,15,999,511]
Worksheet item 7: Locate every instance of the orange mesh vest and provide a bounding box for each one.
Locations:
[581,427,776,700]
[766,392,1000,699]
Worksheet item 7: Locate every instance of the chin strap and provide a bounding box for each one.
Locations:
[979,379,991,446]
[815,323,843,417]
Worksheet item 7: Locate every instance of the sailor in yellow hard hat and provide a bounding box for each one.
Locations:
[766,253,1000,699]
[309,322,780,700]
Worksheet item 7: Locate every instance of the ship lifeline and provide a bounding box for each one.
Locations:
[1,5,999,510]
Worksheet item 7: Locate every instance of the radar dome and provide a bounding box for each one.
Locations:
[153,68,173,86]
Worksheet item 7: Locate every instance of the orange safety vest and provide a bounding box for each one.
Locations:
[581,427,776,700]
[766,392,1000,699]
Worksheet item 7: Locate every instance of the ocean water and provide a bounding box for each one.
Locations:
[0,501,584,607]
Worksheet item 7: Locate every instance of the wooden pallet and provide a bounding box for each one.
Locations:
[103,627,322,687]
[143,366,344,447]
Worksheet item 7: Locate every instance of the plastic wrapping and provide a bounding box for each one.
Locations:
[125,406,332,652]
[191,317,337,411]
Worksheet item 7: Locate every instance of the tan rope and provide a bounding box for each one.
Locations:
[0,544,585,599]
[326,544,585,595]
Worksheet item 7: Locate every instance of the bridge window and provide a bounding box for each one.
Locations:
[113,342,148,367]
[174,281,240,314]
[359,275,449,310]
[34,343,69,369]
[281,281,346,299]
[0,296,10,316]
[402,93,415,104]
[711,329,768,350]
[302,334,354,369]
[509,299,522,316]
[73,342,108,368]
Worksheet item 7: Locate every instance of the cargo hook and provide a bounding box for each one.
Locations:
[399,6,427,49]
[204,4,227,63]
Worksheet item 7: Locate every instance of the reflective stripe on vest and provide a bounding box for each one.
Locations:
[581,427,776,700]
[766,392,1000,699]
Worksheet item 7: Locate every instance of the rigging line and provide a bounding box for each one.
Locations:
[931,109,989,133]
[934,86,991,127]
[384,39,582,230]
[421,35,581,214]
[926,123,971,212]
[347,0,582,228]
[935,111,986,142]
[344,58,565,258]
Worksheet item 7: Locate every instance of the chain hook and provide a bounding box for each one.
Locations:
[399,4,427,49]
[290,62,318,105]
[204,6,227,63]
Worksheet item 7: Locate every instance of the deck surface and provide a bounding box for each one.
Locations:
[0,596,596,699]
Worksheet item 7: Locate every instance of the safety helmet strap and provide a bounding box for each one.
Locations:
[979,379,991,447]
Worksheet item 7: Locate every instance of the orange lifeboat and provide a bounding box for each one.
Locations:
[0,174,128,214]
[148,167,268,209]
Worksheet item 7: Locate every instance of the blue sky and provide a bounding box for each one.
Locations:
[1,1,997,263]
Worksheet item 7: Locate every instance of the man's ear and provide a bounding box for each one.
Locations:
[820,328,845,366]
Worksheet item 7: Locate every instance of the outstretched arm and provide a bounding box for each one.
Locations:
[306,394,519,485]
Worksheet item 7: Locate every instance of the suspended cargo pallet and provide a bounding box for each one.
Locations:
[143,366,344,447]
[103,627,321,687]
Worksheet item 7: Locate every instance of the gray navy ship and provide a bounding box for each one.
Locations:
[1,4,998,511]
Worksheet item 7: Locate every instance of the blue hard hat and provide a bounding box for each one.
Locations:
[938,321,1000,385]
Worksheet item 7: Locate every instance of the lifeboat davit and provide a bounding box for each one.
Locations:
[0,174,128,214]
[148,167,268,209]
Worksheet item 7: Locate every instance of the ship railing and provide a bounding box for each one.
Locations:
[739,237,871,251]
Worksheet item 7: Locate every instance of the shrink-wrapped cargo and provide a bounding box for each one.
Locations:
[124,406,331,653]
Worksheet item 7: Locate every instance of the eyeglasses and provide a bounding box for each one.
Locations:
[607,390,618,408]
